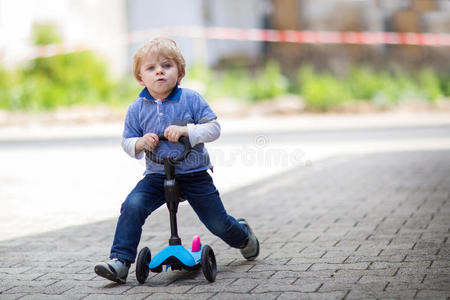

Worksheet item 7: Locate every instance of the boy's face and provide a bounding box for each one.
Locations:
[138,54,182,99]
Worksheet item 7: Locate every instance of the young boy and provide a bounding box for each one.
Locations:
[94,37,259,284]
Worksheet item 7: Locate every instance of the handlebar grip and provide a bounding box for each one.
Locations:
[145,135,192,165]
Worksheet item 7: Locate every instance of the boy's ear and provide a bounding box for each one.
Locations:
[137,74,146,86]
[177,73,185,85]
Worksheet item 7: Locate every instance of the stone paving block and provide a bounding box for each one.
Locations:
[252,280,321,293]
[123,283,193,295]
[346,288,417,300]
[82,295,148,300]
[431,260,450,268]
[264,249,312,260]
[253,263,311,275]
[385,238,417,250]
[369,261,431,271]
[218,269,275,280]
[420,274,450,291]
[227,278,261,292]
[304,253,341,263]
[1,273,46,281]
[184,278,235,293]
[0,294,28,300]
[0,267,33,275]
[20,294,88,300]
[35,273,97,281]
[415,289,450,299]
[212,292,281,299]
[309,262,370,271]
[359,274,420,284]
[319,282,387,292]
[290,233,320,243]
[61,284,133,296]
[381,248,437,257]
[277,291,347,300]
[333,268,397,278]
[271,270,318,280]
[4,281,71,295]
[143,293,213,299]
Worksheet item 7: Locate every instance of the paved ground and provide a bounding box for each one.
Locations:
[0,147,449,299]
[2,113,450,241]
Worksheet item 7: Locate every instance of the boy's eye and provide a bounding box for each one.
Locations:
[163,63,172,69]
[147,66,155,71]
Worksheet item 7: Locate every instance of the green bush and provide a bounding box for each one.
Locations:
[249,61,288,101]
[0,23,138,111]
[187,60,288,102]
[0,51,127,111]
[438,73,450,97]
[346,67,381,101]
[32,23,62,46]
[297,66,351,111]
[296,65,448,110]
[418,69,442,101]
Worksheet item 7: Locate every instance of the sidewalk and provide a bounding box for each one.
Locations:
[0,148,449,299]
[1,111,450,141]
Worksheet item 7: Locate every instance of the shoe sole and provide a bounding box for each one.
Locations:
[94,265,126,284]
[245,238,260,261]
[238,218,260,261]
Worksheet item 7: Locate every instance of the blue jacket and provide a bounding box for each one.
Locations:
[123,86,217,175]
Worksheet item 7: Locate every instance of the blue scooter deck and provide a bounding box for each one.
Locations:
[149,245,202,269]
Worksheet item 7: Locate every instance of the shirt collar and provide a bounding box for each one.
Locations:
[139,86,181,102]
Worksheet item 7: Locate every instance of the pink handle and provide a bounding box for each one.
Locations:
[191,235,201,252]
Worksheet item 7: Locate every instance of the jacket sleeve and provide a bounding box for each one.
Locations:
[187,119,221,146]
[121,137,145,159]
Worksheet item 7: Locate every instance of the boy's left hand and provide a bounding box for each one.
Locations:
[164,125,188,142]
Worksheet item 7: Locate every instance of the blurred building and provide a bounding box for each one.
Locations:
[0,0,449,76]
[126,0,266,71]
[268,0,450,75]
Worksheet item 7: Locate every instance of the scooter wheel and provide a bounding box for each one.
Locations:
[201,245,216,282]
[192,235,201,252]
[136,247,151,284]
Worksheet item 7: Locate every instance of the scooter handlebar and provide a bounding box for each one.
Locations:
[145,135,192,165]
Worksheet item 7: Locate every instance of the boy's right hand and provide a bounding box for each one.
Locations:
[136,133,159,153]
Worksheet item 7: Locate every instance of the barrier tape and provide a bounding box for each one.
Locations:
[161,26,450,46]
[30,26,450,59]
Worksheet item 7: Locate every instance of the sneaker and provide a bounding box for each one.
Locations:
[94,258,130,284]
[237,218,260,261]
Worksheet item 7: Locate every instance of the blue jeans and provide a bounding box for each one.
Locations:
[110,171,249,263]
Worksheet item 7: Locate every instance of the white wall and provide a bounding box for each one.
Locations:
[126,0,266,69]
[205,0,266,66]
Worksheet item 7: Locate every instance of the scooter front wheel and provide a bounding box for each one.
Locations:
[136,247,151,284]
[201,245,216,282]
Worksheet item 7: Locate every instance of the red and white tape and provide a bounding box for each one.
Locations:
[165,26,450,46]
[31,26,450,59]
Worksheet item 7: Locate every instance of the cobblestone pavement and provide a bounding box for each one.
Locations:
[0,149,449,299]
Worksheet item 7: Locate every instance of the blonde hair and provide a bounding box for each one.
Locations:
[132,37,186,83]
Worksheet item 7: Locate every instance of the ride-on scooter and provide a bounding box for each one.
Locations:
[135,135,217,284]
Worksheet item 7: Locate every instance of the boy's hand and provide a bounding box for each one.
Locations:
[136,133,159,153]
[164,125,188,142]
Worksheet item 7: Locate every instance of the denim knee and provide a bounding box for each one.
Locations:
[121,193,148,218]
[206,215,247,248]
[205,215,231,237]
